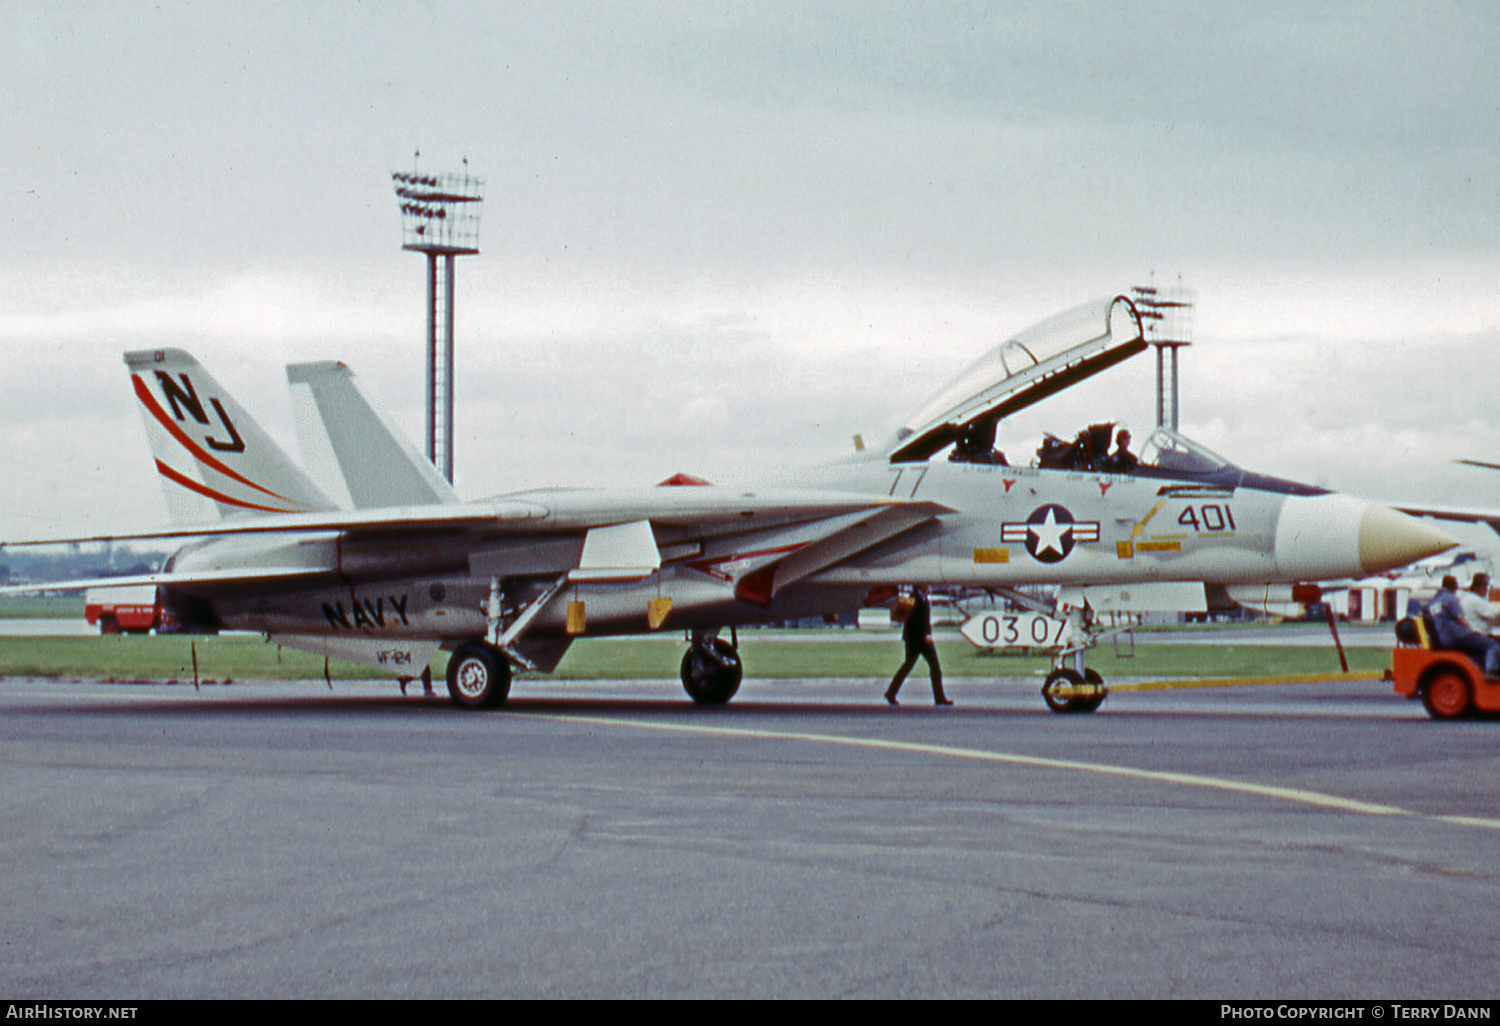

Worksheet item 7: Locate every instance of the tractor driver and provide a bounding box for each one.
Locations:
[1430,575,1500,681]
[1460,573,1500,635]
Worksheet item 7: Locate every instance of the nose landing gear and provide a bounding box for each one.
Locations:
[1041,606,1108,714]
[1041,667,1107,714]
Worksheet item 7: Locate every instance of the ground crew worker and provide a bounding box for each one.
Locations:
[1460,573,1500,634]
[884,588,953,706]
[1430,575,1500,681]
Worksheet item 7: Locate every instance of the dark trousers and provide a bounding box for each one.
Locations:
[1451,629,1500,677]
[888,640,945,701]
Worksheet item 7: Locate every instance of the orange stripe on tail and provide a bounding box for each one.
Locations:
[133,374,296,504]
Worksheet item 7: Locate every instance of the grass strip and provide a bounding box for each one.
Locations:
[0,596,86,619]
[0,633,1392,682]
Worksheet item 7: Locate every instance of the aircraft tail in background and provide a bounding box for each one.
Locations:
[124,348,337,525]
[286,360,460,510]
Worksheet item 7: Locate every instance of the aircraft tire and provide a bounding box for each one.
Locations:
[680,638,742,704]
[1042,668,1082,713]
[1420,665,1473,721]
[1076,668,1107,713]
[1042,668,1104,714]
[446,642,512,710]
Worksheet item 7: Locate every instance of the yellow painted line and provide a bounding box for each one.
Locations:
[1433,815,1500,831]
[518,713,1407,818]
[519,711,1500,831]
[1111,671,1379,693]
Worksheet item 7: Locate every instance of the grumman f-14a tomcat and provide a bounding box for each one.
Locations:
[0,295,1454,712]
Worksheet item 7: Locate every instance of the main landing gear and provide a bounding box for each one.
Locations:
[446,641,513,709]
[680,628,742,704]
[1040,607,1108,714]
[444,574,568,710]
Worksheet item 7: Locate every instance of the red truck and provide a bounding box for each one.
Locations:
[85,586,163,635]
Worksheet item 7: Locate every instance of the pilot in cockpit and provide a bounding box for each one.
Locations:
[1035,423,1137,473]
[1105,428,1137,473]
[949,419,1008,466]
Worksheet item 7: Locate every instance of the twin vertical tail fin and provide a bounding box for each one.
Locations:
[286,360,460,509]
[125,349,336,525]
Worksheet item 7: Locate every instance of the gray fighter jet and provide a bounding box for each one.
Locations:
[1,296,1453,712]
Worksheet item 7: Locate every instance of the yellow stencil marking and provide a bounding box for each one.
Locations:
[1131,500,1167,539]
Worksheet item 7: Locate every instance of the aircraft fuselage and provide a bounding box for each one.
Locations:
[169,455,1428,645]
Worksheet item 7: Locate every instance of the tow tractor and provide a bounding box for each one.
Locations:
[1391,613,1500,719]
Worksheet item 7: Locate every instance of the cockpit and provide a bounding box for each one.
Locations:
[885,295,1148,465]
[943,419,1233,477]
[877,294,1270,486]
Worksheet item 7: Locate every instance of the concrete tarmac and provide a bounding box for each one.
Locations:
[1,673,1497,999]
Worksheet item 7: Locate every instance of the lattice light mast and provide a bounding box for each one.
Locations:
[392,160,484,483]
[1131,280,1196,431]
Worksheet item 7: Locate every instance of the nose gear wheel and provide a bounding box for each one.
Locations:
[1042,667,1106,714]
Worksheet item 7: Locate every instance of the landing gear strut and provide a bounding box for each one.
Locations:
[681,628,742,704]
[445,575,569,710]
[1041,607,1108,714]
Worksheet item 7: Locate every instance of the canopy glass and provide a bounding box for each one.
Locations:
[888,295,1145,462]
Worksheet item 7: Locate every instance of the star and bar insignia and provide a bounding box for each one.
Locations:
[1001,504,1101,563]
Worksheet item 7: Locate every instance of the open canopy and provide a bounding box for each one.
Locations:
[885,295,1146,463]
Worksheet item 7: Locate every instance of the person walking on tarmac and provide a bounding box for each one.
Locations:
[884,588,953,706]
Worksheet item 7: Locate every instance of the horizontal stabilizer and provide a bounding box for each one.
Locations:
[0,566,331,596]
[3,488,938,548]
[0,501,548,547]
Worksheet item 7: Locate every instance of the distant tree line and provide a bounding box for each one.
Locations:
[0,542,172,588]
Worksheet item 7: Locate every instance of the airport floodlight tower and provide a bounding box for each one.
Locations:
[1131,280,1196,431]
[391,159,484,483]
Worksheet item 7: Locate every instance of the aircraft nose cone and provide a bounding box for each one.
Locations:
[1275,495,1454,579]
[1357,503,1455,574]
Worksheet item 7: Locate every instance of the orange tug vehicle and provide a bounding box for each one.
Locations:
[1391,610,1500,720]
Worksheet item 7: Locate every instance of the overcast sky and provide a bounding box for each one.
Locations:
[2,1,1498,540]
